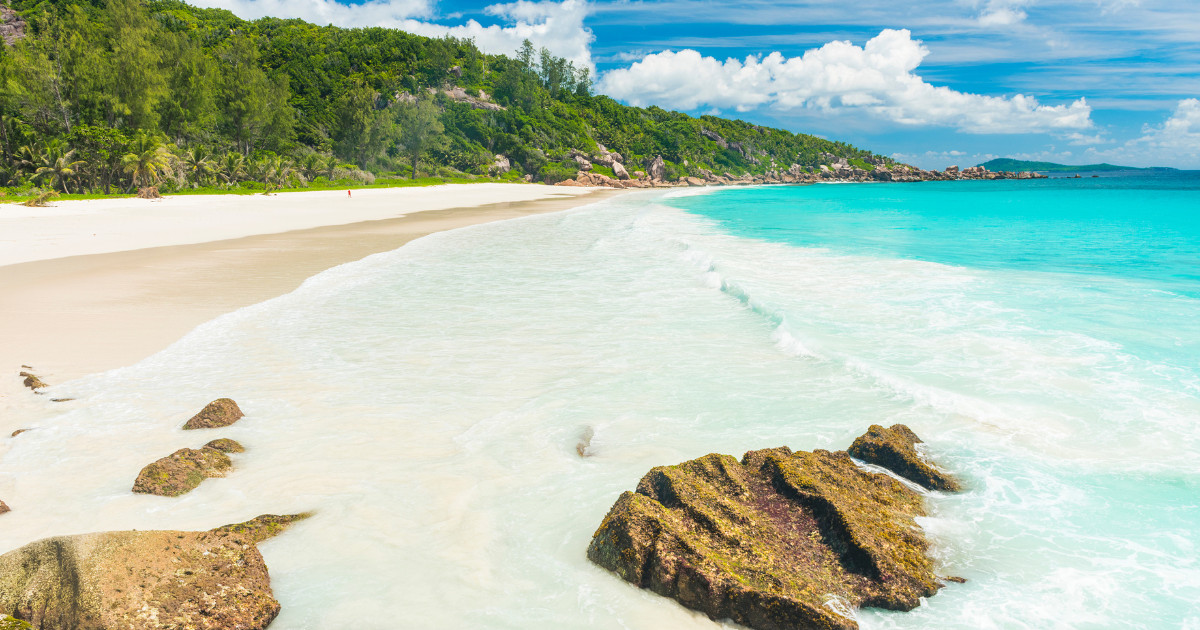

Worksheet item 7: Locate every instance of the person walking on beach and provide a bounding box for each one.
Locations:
[347,190,352,198]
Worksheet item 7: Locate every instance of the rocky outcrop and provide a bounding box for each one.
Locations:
[0,500,9,515]
[490,154,511,176]
[132,445,233,497]
[182,398,243,430]
[1,3,26,47]
[644,155,665,181]
[0,514,308,630]
[611,161,630,180]
[848,424,960,492]
[19,372,46,391]
[699,127,728,149]
[588,426,960,630]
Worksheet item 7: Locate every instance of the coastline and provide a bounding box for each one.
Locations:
[0,185,620,418]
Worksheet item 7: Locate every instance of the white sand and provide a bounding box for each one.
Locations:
[0,183,597,267]
[0,184,616,407]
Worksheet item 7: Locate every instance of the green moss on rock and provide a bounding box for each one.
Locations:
[847,424,961,492]
[182,398,243,430]
[0,615,35,630]
[131,448,231,497]
[212,513,313,545]
[587,427,961,630]
[203,438,245,453]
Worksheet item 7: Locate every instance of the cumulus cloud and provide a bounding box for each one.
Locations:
[598,29,1093,134]
[404,0,594,68]
[190,0,594,68]
[1104,99,1200,165]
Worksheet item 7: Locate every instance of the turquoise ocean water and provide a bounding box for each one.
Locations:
[2,173,1198,628]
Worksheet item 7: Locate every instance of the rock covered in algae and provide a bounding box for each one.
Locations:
[132,445,232,497]
[182,398,243,430]
[587,427,960,630]
[18,372,46,391]
[0,616,34,630]
[203,438,245,453]
[0,514,308,630]
[847,424,961,492]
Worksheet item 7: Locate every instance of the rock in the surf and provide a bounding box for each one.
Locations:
[182,398,243,430]
[18,372,45,391]
[847,424,961,491]
[132,446,232,497]
[0,500,9,515]
[204,438,245,453]
[0,514,308,630]
[587,428,960,630]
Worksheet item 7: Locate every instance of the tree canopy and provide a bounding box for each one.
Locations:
[0,0,885,195]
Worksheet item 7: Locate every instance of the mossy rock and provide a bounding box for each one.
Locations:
[132,448,231,497]
[847,424,961,492]
[212,513,312,545]
[182,398,243,430]
[18,372,46,391]
[587,428,960,630]
[0,615,35,630]
[0,515,306,630]
[203,438,245,453]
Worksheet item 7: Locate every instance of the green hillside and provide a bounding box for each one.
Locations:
[978,158,1172,173]
[0,0,889,196]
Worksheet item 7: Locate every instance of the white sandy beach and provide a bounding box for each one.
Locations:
[0,183,615,413]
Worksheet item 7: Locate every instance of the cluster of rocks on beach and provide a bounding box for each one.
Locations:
[533,146,1047,189]
[4,370,965,628]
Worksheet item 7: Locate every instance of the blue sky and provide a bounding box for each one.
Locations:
[192,0,1200,169]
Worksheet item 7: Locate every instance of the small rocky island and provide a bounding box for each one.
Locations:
[587,424,961,630]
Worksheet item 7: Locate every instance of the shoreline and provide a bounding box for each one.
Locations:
[0,186,621,418]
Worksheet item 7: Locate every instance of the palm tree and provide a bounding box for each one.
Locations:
[218,152,246,187]
[181,146,215,188]
[121,133,173,193]
[258,155,304,193]
[301,153,332,182]
[33,141,86,194]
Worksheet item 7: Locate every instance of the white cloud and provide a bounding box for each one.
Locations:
[1094,98,1200,166]
[404,0,594,68]
[190,0,594,68]
[598,29,1094,134]
[1065,131,1106,145]
[189,0,434,25]
[977,7,1026,26]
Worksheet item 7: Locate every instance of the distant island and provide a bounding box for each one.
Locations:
[977,159,1177,173]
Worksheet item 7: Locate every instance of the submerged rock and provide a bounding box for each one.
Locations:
[212,513,312,544]
[847,424,961,492]
[204,438,245,453]
[0,514,308,630]
[132,446,232,497]
[182,398,243,430]
[587,428,960,630]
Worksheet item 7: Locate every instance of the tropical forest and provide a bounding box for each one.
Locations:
[0,0,884,199]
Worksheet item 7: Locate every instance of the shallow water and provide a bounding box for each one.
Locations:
[2,176,1198,628]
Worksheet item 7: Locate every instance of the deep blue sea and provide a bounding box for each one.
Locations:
[2,173,1198,628]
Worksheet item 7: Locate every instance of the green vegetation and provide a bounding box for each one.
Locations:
[978,158,1175,173]
[0,0,886,198]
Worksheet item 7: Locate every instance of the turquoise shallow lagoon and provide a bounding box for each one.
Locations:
[2,174,1198,628]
